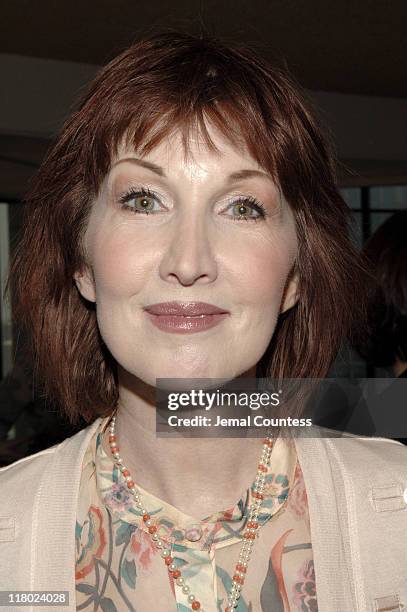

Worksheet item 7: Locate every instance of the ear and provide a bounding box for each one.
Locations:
[73,266,96,303]
[280,267,299,314]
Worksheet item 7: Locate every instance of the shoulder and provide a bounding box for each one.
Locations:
[323,431,407,466]
[0,442,62,522]
[296,428,407,482]
[0,418,104,505]
[296,430,407,509]
[0,442,58,486]
[303,425,407,455]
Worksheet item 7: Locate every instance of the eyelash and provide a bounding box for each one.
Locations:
[118,187,269,222]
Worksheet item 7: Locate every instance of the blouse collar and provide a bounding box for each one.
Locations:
[83,416,298,552]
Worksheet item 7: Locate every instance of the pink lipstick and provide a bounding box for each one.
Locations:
[144,301,230,334]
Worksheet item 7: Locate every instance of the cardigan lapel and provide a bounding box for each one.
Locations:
[294,429,357,611]
[31,417,105,611]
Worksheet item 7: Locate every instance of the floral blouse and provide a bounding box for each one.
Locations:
[75,418,317,611]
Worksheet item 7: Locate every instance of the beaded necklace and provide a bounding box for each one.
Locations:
[108,412,274,611]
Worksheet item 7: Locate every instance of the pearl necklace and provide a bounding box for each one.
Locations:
[108,412,274,611]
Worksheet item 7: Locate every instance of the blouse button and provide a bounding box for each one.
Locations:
[185,524,203,542]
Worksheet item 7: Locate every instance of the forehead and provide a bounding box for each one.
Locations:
[113,123,266,177]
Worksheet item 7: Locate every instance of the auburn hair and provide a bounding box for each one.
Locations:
[5,31,369,426]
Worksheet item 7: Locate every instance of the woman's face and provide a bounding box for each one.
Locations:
[74,126,299,386]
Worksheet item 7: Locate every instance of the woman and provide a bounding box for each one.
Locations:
[356,211,407,379]
[352,211,407,443]
[1,32,407,612]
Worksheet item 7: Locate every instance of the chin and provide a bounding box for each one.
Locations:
[144,362,238,389]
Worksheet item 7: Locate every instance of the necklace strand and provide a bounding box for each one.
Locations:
[107,413,274,611]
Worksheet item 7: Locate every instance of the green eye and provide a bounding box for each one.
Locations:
[229,198,267,221]
[119,188,160,215]
[233,202,253,218]
[133,194,155,212]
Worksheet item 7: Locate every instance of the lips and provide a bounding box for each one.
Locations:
[144,301,229,316]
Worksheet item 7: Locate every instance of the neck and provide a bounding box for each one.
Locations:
[102,366,264,520]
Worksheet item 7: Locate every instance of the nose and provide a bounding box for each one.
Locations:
[158,213,218,286]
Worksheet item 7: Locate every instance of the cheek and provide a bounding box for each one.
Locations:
[230,230,297,310]
[90,229,153,298]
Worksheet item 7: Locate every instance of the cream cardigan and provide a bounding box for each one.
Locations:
[1,417,407,612]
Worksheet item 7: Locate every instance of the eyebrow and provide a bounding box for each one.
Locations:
[112,157,274,183]
[112,157,165,176]
[227,169,273,182]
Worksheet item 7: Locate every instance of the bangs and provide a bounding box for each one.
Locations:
[81,41,284,194]
[123,102,279,178]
